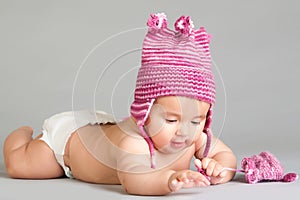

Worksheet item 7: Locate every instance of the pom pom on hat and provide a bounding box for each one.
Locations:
[174,15,195,35]
[147,13,167,29]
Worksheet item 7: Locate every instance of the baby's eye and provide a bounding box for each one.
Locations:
[191,121,201,125]
[166,119,178,123]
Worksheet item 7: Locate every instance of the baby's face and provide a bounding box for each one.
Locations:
[144,96,210,154]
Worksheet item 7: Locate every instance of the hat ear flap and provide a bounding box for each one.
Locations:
[202,106,213,157]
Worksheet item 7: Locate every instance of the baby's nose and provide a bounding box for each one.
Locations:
[177,124,189,136]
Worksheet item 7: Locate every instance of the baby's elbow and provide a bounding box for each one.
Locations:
[122,184,132,195]
[121,180,146,195]
[121,182,144,195]
[118,175,139,195]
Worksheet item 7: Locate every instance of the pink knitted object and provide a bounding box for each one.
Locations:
[195,151,298,184]
[131,13,216,168]
[241,151,298,183]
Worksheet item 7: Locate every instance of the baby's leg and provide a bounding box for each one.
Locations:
[3,126,64,179]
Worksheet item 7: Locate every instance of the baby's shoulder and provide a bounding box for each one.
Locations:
[115,119,149,154]
[117,130,149,155]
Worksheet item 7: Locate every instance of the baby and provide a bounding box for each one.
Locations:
[3,13,237,195]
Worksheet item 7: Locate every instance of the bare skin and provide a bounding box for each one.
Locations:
[3,96,237,195]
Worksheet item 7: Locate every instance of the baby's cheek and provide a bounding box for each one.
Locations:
[152,133,171,149]
[147,117,165,137]
[150,124,175,148]
[187,126,203,142]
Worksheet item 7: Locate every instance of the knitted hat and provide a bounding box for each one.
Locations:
[241,151,298,183]
[130,13,216,168]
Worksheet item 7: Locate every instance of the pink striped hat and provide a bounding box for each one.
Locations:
[130,13,216,168]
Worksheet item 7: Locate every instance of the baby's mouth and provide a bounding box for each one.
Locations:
[170,141,186,149]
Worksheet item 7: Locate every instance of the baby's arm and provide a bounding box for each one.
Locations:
[195,133,237,184]
[116,136,210,195]
[118,168,210,195]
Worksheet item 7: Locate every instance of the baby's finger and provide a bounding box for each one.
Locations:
[194,159,202,169]
[174,171,190,184]
[212,163,223,177]
[205,161,216,176]
[170,179,184,192]
[182,180,196,188]
[219,169,228,178]
[210,176,224,185]
[194,179,210,187]
[187,171,210,186]
[201,157,214,170]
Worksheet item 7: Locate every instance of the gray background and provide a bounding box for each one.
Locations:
[0,0,299,199]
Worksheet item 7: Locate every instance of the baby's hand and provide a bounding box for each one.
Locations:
[199,158,227,185]
[168,170,210,192]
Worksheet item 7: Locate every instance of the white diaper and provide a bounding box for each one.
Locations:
[39,110,115,178]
